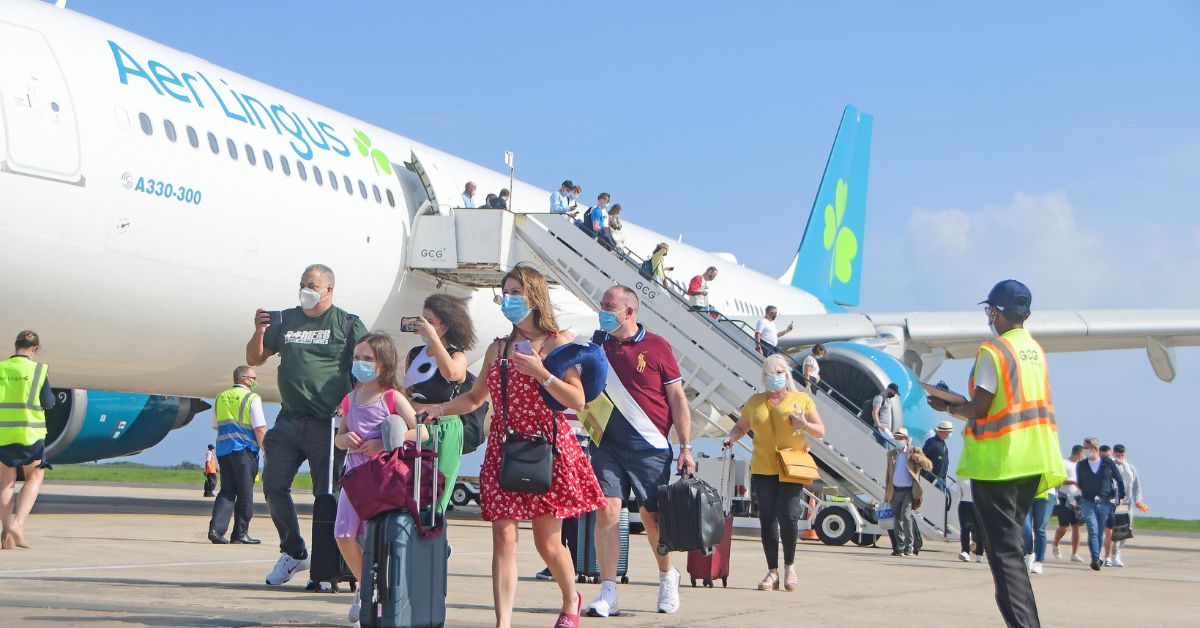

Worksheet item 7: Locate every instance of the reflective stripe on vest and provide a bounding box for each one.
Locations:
[213,387,258,453]
[0,359,49,444]
[966,338,1055,439]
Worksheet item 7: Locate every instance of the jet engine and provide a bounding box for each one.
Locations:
[43,389,211,464]
[815,342,941,438]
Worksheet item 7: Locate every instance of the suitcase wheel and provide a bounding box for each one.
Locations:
[331,583,341,594]
[349,580,357,593]
[576,575,586,584]
[703,578,713,588]
[690,576,697,587]
[722,577,728,588]
[620,576,629,584]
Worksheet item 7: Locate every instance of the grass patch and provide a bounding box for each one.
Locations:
[46,462,312,490]
[1051,515,1200,534]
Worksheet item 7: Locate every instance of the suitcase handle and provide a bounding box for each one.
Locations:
[414,412,439,530]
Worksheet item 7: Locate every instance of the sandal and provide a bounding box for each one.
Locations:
[554,592,581,628]
[757,571,780,591]
[784,565,798,592]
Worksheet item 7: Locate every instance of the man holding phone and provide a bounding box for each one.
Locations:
[246,264,367,587]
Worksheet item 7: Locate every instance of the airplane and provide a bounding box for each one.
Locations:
[2,0,1198,465]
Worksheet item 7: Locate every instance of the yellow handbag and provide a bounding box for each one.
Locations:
[777,447,820,484]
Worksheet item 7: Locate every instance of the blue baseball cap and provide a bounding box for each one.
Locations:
[980,279,1032,316]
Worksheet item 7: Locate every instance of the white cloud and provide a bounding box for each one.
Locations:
[896,191,1200,310]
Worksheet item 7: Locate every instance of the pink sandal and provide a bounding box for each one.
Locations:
[554,592,582,628]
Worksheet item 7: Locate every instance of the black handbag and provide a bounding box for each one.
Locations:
[497,338,558,494]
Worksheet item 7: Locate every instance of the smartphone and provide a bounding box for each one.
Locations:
[513,339,534,355]
[267,310,283,326]
[400,316,419,332]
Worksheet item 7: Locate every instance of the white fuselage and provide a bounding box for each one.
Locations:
[0,0,826,400]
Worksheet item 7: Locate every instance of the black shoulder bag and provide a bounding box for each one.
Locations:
[498,338,557,494]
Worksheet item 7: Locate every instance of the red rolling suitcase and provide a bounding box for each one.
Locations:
[688,446,734,588]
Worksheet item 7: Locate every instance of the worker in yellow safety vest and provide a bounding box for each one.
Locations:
[207,365,266,545]
[0,330,57,550]
[928,280,1065,628]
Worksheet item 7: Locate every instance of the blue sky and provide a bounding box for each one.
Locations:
[72,1,1200,518]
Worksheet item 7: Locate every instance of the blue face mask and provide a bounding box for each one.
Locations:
[501,294,530,324]
[598,309,621,333]
[352,360,378,383]
[766,373,787,392]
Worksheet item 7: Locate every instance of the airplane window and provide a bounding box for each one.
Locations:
[358,180,367,199]
[296,161,307,182]
[343,175,353,195]
[263,151,274,171]
[280,155,291,176]
[245,144,256,166]
[386,189,396,208]
[372,184,381,204]
[163,119,177,142]
[313,167,323,186]
[187,126,199,148]
[226,139,238,161]
[138,112,152,135]
[207,132,219,154]
[329,171,339,191]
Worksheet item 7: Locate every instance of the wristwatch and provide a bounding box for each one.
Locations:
[540,373,555,387]
[680,444,692,450]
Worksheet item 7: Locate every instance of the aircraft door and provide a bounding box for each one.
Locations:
[0,22,83,184]
[406,149,460,214]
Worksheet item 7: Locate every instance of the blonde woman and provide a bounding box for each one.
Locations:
[426,264,606,628]
[724,354,825,592]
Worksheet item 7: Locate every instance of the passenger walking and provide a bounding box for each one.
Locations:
[246,264,368,587]
[1076,437,1124,571]
[687,267,719,313]
[335,333,420,623]
[724,354,826,592]
[608,204,626,252]
[586,193,610,236]
[1022,487,1055,574]
[585,285,695,617]
[208,366,267,545]
[461,181,477,208]
[800,344,826,391]
[648,243,673,287]
[551,180,574,214]
[884,427,932,557]
[872,384,900,444]
[958,478,986,563]
[1104,443,1142,567]
[1051,445,1085,563]
[425,265,607,628]
[753,306,793,357]
[923,420,953,487]
[402,293,477,513]
[203,444,218,497]
[926,280,1065,628]
[0,331,56,550]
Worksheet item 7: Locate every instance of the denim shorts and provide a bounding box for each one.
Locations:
[589,444,672,512]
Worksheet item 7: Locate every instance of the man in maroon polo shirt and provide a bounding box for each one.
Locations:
[585,285,694,618]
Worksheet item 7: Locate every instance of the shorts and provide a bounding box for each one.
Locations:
[1105,509,1115,529]
[589,443,672,513]
[1053,498,1081,526]
[0,440,45,468]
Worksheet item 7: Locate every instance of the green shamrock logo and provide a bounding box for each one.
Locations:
[822,178,858,286]
[353,129,393,176]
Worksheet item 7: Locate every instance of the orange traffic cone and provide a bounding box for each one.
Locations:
[802,495,820,540]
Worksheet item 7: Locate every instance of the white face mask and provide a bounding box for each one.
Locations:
[299,287,326,310]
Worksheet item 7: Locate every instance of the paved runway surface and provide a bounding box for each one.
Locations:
[2,482,1197,627]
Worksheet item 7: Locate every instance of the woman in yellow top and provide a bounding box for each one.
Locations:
[724,354,825,592]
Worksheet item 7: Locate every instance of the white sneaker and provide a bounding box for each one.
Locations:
[1112,556,1125,568]
[1052,545,1062,559]
[976,555,985,563]
[657,567,681,614]
[585,581,620,617]
[1031,562,1043,574]
[1104,557,1113,567]
[958,551,970,562]
[348,590,361,624]
[1070,553,1084,563]
[265,553,310,586]
[1024,554,1035,573]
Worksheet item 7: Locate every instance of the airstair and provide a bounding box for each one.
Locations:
[409,208,958,543]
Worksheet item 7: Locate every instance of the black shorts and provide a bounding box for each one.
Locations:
[1053,498,1081,526]
[0,440,45,468]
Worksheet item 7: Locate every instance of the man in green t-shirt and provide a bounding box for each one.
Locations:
[246,263,367,586]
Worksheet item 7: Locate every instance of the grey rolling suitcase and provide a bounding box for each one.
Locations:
[571,507,630,584]
[359,420,448,628]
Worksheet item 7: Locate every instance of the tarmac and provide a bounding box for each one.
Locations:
[1,482,1197,627]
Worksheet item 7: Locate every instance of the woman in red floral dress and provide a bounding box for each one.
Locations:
[427,265,606,628]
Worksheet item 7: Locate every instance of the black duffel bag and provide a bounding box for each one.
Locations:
[655,474,726,555]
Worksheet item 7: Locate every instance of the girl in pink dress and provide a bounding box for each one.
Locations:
[333,332,418,623]
[428,265,605,628]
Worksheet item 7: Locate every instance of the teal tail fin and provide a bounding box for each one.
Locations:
[779,105,873,308]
